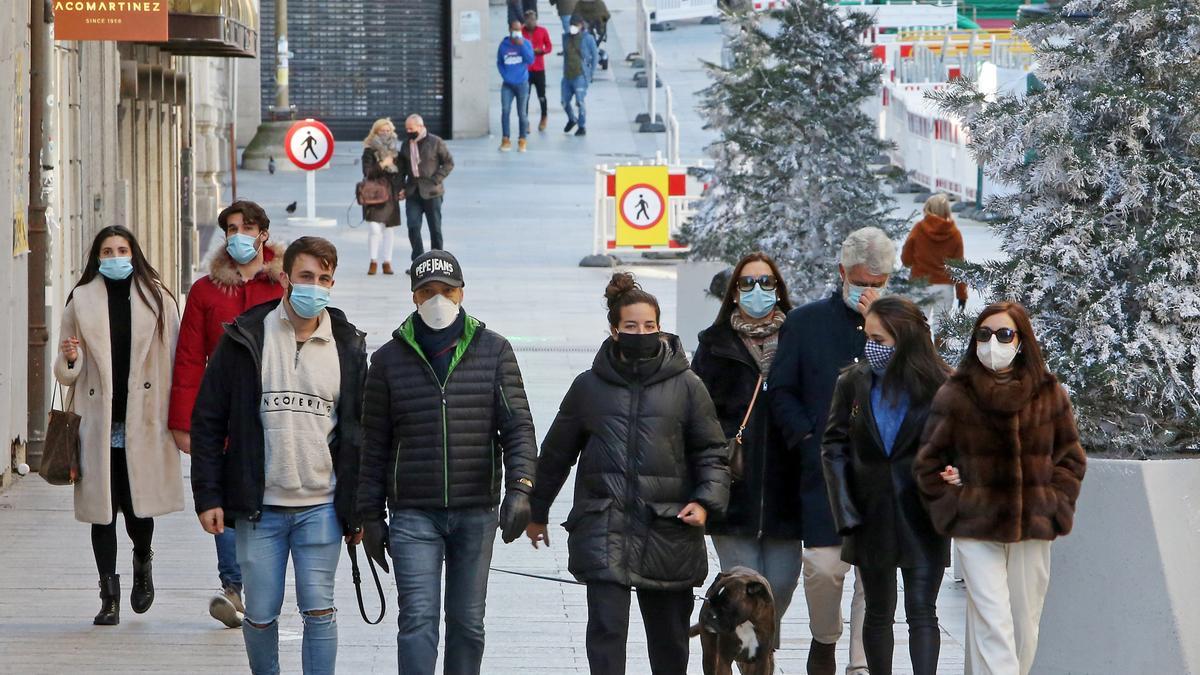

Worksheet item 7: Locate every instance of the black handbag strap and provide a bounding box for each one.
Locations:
[51,383,74,413]
[347,543,386,625]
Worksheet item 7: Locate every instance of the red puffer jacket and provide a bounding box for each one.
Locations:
[168,241,285,431]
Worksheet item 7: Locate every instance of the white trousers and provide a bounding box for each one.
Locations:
[367,220,394,263]
[803,546,868,674]
[956,538,1053,675]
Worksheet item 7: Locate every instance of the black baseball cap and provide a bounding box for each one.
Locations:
[410,250,465,291]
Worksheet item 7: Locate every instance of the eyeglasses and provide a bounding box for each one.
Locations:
[736,275,778,292]
[975,327,1018,344]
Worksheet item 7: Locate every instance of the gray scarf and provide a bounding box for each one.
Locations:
[367,131,399,173]
[730,309,786,376]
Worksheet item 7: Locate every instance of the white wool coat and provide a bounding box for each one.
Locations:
[52,277,184,524]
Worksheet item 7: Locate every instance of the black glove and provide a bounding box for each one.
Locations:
[362,518,390,574]
[499,490,532,544]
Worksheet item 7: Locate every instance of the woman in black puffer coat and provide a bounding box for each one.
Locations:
[527,272,730,675]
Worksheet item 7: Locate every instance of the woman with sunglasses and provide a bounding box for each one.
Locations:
[690,252,799,641]
[53,225,183,625]
[526,272,729,674]
[913,301,1086,675]
[821,297,951,675]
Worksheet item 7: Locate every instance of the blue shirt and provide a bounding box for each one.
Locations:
[497,38,535,85]
[870,375,909,457]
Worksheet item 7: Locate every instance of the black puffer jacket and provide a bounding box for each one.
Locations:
[692,321,802,540]
[190,301,367,533]
[530,336,730,591]
[357,313,537,519]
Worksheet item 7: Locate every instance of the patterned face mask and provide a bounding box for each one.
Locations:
[864,339,895,376]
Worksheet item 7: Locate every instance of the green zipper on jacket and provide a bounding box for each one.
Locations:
[398,315,480,507]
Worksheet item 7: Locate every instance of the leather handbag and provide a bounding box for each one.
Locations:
[40,384,82,486]
[728,374,764,482]
[355,177,391,206]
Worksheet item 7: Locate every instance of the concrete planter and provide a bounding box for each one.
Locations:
[1033,457,1200,674]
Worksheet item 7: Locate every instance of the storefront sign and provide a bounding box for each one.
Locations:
[54,1,169,42]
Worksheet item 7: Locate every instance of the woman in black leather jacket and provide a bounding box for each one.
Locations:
[821,296,951,675]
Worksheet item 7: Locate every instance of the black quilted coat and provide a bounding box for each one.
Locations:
[530,336,730,591]
[356,314,537,519]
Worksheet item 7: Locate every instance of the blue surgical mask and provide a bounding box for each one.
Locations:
[226,233,260,265]
[738,285,777,319]
[99,257,134,281]
[288,284,330,319]
[864,340,895,376]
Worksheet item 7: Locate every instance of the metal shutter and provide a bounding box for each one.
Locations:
[259,0,450,140]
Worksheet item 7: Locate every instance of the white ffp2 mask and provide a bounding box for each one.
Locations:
[977,337,1019,372]
[417,294,460,330]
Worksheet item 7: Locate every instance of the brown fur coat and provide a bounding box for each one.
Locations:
[913,368,1086,542]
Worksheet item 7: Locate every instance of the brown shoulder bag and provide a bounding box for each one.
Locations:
[727,374,764,482]
[40,384,82,486]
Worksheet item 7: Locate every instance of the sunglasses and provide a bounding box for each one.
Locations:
[736,275,778,292]
[975,327,1018,344]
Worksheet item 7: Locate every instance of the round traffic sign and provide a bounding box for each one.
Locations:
[284,119,335,171]
[619,183,666,230]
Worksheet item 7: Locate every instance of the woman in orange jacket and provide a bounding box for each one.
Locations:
[901,193,967,325]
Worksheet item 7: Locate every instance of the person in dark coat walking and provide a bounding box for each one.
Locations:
[822,297,952,675]
[691,252,800,644]
[769,226,897,675]
[357,250,537,675]
[526,272,730,675]
[396,114,455,262]
[361,118,403,275]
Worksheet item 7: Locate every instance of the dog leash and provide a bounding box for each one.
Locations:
[347,543,386,625]
[490,567,708,601]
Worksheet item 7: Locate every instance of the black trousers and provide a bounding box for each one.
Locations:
[585,582,694,675]
[91,447,154,576]
[405,194,444,261]
[527,70,548,117]
[858,565,944,675]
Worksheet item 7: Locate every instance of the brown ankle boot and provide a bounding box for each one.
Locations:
[382,262,394,275]
[807,638,836,675]
[368,262,378,275]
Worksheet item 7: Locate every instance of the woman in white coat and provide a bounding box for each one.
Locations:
[54,225,184,626]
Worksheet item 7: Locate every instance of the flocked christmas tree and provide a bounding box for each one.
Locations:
[934,0,1200,453]
[684,0,905,301]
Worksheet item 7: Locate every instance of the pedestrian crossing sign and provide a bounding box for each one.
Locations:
[615,165,670,247]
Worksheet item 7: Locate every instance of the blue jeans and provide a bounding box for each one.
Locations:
[237,504,343,675]
[405,194,443,261]
[389,507,498,675]
[216,527,242,589]
[500,81,530,139]
[562,76,589,129]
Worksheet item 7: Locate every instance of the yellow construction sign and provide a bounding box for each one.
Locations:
[614,165,670,247]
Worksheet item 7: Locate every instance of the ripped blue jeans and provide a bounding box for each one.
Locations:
[236,503,342,675]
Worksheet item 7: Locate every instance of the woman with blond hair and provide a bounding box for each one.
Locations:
[901,193,967,325]
[361,117,403,275]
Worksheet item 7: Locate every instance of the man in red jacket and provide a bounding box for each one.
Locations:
[169,200,284,629]
[522,10,553,132]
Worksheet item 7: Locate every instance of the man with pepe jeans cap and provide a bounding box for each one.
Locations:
[357,250,538,675]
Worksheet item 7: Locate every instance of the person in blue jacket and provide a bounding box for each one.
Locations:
[767,226,897,675]
[497,20,536,153]
[561,15,598,136]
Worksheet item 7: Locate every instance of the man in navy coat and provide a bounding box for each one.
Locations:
[769,226,896,675]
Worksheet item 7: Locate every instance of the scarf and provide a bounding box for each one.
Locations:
[409,129,427,178]
[730,309,786,376]
[367,131,399,173]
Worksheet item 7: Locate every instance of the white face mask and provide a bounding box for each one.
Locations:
[417,294,460,330]
[976,337,1020,372]
[569,25,581,35]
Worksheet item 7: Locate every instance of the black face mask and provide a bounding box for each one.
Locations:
[616,332,662,361]
[407,131,420,141]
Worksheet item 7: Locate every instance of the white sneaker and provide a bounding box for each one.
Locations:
[209,586,245,628]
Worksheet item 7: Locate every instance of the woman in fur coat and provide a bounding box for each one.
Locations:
[913,301,1086,675]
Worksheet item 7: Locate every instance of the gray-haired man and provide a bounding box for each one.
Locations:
[767,226,896,675]
[397,114,455,263]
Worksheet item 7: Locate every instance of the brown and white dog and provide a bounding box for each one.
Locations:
[691,566,776,675]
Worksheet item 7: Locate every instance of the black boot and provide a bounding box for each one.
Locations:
[131,551,154,614]
[94,574,120,626]
[807,638,837,675]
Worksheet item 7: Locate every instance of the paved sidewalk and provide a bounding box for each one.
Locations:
[0,3,976,673]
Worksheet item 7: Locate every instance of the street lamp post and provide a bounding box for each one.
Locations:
[243,0,298,170]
